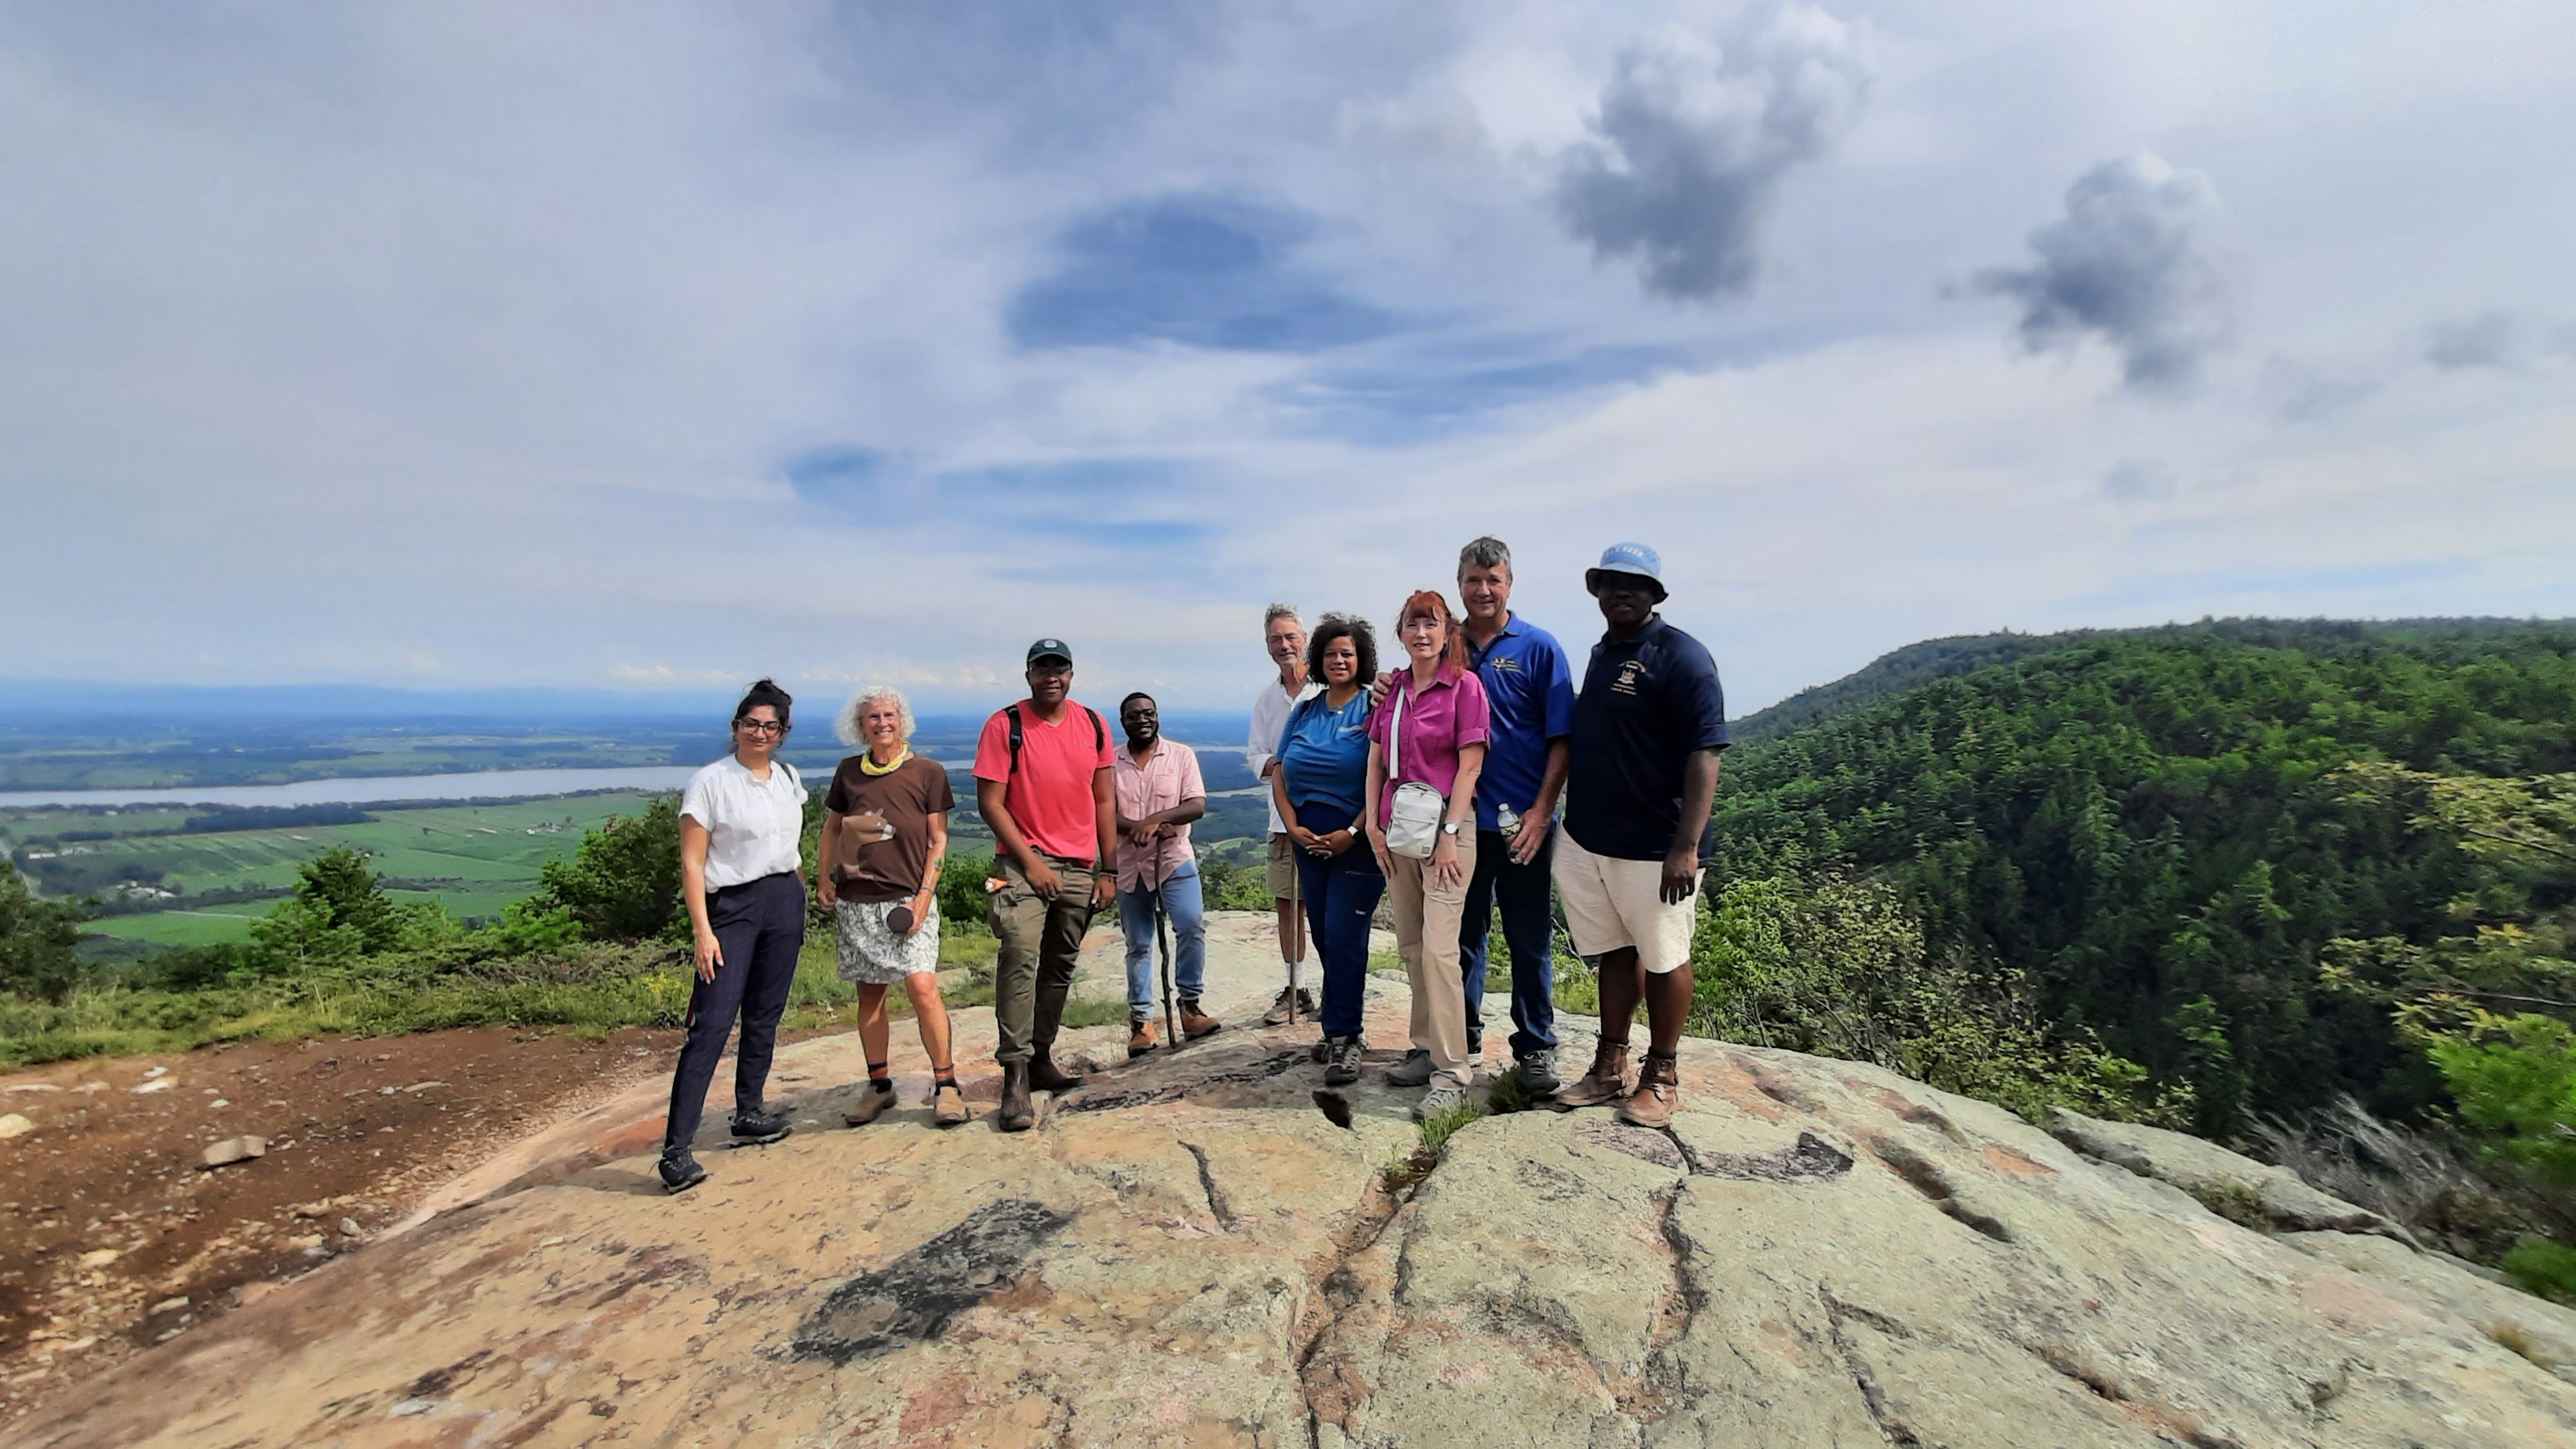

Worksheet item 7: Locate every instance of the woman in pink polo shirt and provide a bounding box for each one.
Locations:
[1364,590,1489,1119]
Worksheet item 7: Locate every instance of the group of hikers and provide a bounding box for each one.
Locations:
[654,538,1728,1196]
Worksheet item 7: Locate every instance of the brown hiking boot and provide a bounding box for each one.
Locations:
[932,1080,971,1127]
[1556,1040,1636,1108]
[1128,1018,1159,1058]
[843,1079,896,1127]
[1179,999,1222,1040]
[1619,1053,1680,1128]
[996,1061,1035,1133]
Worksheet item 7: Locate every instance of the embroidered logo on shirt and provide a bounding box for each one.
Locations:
[1488,656,1523,674]
[1611,659,1647,695]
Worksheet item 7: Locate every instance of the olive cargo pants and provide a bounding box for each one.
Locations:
[989,852,1099,1065]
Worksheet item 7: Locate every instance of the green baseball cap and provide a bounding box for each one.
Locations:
[1026,638,1073,666]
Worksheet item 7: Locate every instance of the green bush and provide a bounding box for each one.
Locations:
[2503,1236,2576,1305]
[1,859,88,1003]
[2430,1012,2576,1185]
[940,851,997,931]
[535,795,684,941]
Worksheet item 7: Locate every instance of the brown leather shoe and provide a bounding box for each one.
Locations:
[932,1081,971,1127]
[843,1080,896,1127]
[1179,999,1222,1040]
[1556,1039,1636,1108]
[1028,1052,1085,1093]
[1128,1018,1159,1058]
[996,1061,1035,1133]
[1619,1052,1680,1127]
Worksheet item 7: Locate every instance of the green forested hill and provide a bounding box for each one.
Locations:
[1713,622,2576,1133]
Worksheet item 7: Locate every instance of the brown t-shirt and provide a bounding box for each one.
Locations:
[822,754,955,903]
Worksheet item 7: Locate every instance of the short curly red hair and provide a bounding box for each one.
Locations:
[1392,590,1466,672]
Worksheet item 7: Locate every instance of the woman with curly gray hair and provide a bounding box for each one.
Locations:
[818,683,968,1128]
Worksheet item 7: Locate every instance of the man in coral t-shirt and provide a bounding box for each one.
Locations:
[972,638,1117,1131]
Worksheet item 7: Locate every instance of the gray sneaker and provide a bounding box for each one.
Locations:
[1517,1049,1561,1098]
[1384,1049,1436,1088]
[1414,1084,1470,1121]
[1324,1036,1365,1087]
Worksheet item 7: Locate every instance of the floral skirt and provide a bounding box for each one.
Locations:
[832,897,941,984]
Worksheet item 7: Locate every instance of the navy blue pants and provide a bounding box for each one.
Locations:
[663,871,805,1156]
[1460,825,1558,1059]
[1292,800,1385,1040]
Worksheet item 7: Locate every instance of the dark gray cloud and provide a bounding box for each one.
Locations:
[1971,153,2230,392]
[1555,9,1869,302]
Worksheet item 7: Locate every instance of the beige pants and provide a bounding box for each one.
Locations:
[1386,832,1477,1088]
[1554,830,1700,974]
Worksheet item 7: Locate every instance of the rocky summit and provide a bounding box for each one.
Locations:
[20,919,2575,1447]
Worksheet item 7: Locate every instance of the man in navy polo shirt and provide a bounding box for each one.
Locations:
[1454,537,1577,1098]
[1554,542,1728,1127]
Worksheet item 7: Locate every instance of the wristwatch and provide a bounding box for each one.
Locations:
[1440,820,1462,837]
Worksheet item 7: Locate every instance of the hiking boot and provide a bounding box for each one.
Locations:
[1324,1035,1365,1087]
[657,1150,708,1194]
[1619,1053,1680,1128]
[1466,1031,1484,1068]
[843,1080,896,1127]
[1310,1035,1333,1063]
[730,1106,792,1145]
[1384,1048,1436,1088]
[996,1061,1035,1133]
[1556,1040,1635,1108]
[1413,1084,1470,1121]
[1179,998,1222,1040]
[932,1080,971,1127]
[1517,1048,1562,1099]
[1028,1052,1085,1093]
[1128,1018,1159,1058]
[1264,986,1319,1025]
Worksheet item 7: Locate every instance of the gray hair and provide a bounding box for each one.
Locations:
[834,683,917,747]
[1458,537,1512,575]
[1264,602,1302,631]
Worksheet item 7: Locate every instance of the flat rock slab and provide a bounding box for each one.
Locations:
[19,970,2576,1446]
[197,1136,267,1169]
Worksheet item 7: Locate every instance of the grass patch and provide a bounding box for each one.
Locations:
[1485,1065,1537,1114]
[2181,1178,2271,1230]
[2503,1236,2576,1306]
[1059,996,1133,1031]
[2483,1318,2559,1369]
[1417,1094,1487,1153]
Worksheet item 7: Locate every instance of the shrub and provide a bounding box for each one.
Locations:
[2503,1237,2576,1305]
[0,859,88,1003]
[536,795,684,941]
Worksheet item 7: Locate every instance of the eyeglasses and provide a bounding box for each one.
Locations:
[736,719,786,736]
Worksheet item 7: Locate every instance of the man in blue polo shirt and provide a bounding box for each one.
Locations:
[1455,537,1577,1098]
[1554,542,1728,1128]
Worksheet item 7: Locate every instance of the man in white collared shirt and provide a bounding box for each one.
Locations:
[1247,603,1320,1024]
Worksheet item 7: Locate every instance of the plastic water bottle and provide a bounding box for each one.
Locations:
[1497,805,1522,839]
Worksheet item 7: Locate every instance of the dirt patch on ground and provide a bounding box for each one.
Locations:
[0,1024,740,1425]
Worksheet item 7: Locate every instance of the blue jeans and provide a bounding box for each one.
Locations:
[1461,825,1558,1059]
[664,871,804,1156]
[1118,864,1206,1015]
[1292,800,1385,1039]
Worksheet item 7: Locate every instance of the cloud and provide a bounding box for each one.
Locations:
[2101,458,2177,503]
[1554,8,1870,302]
[2421,310,2540,370]
[1008,195,1403,352]
[1971,152,2230,392]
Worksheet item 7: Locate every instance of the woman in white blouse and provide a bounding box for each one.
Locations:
[658,678,809,1193]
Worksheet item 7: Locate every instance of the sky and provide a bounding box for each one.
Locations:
[6,1,2572,716]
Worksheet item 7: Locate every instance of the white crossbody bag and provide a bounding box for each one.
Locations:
[1383,676,1447,859]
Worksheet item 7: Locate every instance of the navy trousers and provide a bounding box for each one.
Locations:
[1459,825,1558,1060]
[1292,800,1385,1040]
[663,871,804,1156]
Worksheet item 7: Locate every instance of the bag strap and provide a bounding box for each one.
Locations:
[1387,674,1407,785]
[1005,702,1104,777]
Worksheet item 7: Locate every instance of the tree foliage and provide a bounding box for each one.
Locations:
[1712,625,2576,1135]
[0,859,89,1003]
[534,795,685,941]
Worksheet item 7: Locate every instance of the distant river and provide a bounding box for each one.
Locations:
[0,766,713,809]
[0,743,1254,810]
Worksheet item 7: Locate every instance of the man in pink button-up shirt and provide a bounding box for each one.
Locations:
[1111,692,1217,1054]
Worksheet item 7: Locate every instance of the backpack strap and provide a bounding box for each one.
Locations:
[1005,703,1105,776]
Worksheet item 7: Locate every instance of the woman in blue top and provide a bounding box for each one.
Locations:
[1267,612,1383,1084]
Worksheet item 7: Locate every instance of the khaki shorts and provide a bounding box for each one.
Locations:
[1553,830,1701,975]
[1265,833,1304,902]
